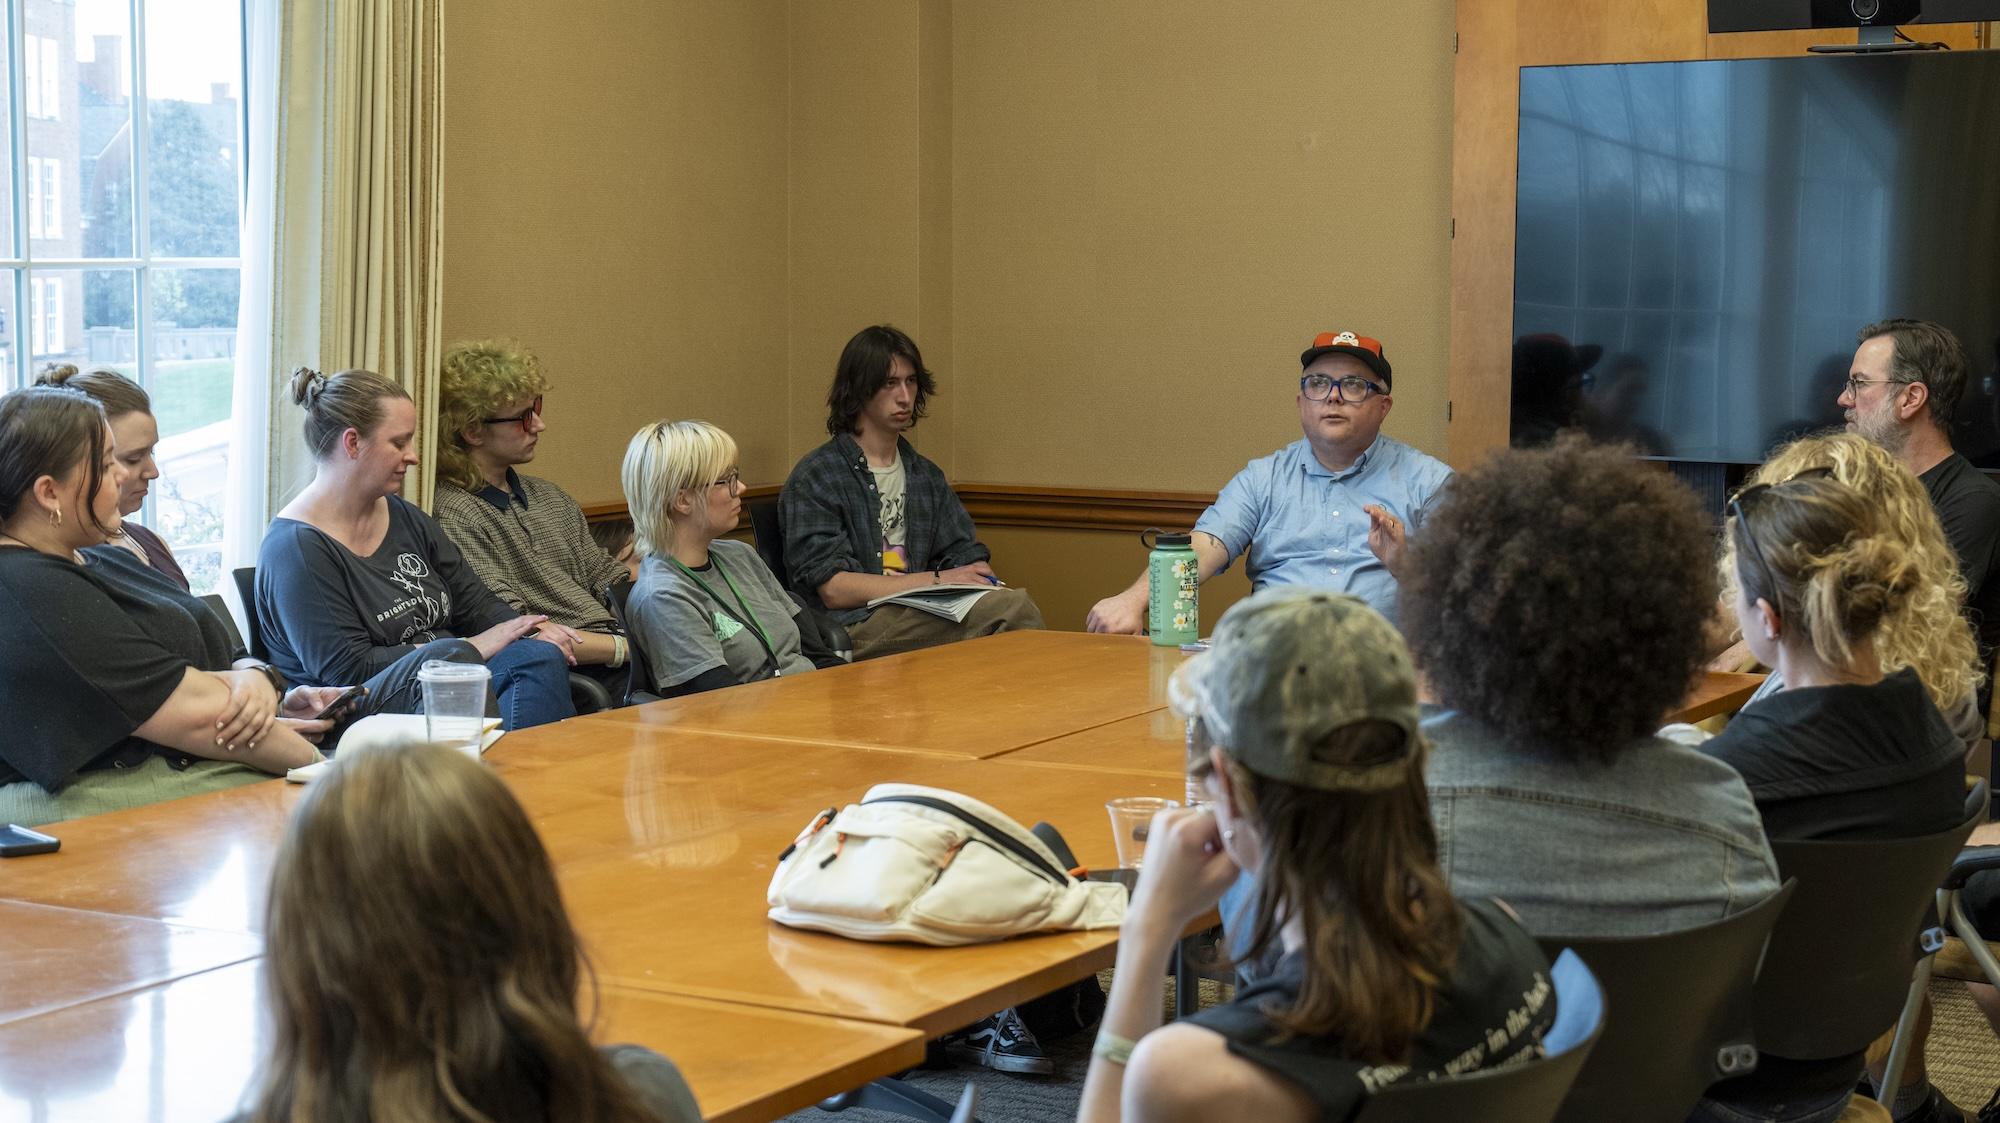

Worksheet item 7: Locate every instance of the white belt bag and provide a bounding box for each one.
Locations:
[766,782,1128,946]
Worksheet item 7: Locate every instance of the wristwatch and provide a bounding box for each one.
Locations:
[253,662,286,696]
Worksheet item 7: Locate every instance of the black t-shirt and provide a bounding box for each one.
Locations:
[1186,897,1554,1122]
[1920,452,2000,682]
[1701,668,1967,1106]
[257,496,516,689]
[0,545,241,790]
[1704,668,1965,841]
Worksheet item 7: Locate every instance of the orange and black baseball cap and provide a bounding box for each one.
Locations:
[1300,331,1392,391]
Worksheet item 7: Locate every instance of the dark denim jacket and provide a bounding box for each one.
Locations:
[778,433,989,624]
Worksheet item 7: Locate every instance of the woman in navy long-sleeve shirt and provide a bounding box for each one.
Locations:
[255,368,576,731]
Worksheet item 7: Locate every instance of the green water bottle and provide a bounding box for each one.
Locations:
[1143,529,1200,647]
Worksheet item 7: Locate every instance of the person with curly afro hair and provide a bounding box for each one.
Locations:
[1401,436,1780,939]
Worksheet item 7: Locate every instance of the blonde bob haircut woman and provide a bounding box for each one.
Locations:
[620,420,737,561]
[1732,431,1981,714]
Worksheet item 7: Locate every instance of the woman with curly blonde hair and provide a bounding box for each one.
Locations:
[1734,432,1984,751]
[1692,469,1969,1123]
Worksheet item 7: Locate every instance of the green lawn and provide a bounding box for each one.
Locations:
[151,358,235,438]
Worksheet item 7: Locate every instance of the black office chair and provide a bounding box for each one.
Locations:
[199,593,248,655]
[1754,780,1988,1099]
[747,495,788,583]
[1535,880,1796,1123]
[744,495,853,662]
[605,576,662,706]
[1349,949,1604,1123]
[230,566,267,662]
[233,565,612,715]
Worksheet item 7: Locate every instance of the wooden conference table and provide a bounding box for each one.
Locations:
[0,632,1764,1121]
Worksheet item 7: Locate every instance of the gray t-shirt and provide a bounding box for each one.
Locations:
[226,1044,700,1123]
[604,1043,702,1122]
[629,538,815,690]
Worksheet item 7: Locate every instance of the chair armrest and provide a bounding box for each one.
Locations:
[568,672,613,715]
[1944,846,2000,890]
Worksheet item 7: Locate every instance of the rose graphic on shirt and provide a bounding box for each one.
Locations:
[387,552,445,641]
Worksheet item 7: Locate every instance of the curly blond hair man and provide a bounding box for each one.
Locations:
[432,339,632,687]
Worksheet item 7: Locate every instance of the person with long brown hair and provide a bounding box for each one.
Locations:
[0,387,323,826]
[1077,589,1554,1122]
[235,742,699,1123]
[34,363,190,588]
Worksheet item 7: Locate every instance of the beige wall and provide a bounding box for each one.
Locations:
[443,0,791,504]
[949,1,1457,490]
[448,0,1456,506]
[784,0,958,474]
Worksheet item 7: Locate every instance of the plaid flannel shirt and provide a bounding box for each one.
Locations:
[778,433,989,624]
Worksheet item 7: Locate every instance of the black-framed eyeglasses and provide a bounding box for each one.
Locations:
[1843,376,1912,399]
[482,396,543,427]
[1727,467,1835,603]
[711,468,742,490]
[1301,373,1387,403]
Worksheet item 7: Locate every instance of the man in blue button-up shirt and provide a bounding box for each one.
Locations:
[1088,330,1452,633]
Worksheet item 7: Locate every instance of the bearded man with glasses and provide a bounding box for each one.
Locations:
[432,338,634,691]
[1839,318,2000,699]
[1088,330,1452,634]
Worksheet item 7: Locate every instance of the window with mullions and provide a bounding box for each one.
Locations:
[0,0,245,594]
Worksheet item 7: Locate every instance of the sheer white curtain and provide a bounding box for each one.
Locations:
[226,0,325,596]
[226,0,446,609]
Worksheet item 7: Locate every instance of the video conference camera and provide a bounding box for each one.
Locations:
[1710,0,2000,32]
[1814,0,1922,25]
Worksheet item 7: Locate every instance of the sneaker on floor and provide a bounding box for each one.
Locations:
[1976,1084,1999,1123]
[939,1006,1055,1075]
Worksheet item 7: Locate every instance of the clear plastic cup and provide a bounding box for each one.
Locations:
[1106,796,1179,870]
[420,660,491,757]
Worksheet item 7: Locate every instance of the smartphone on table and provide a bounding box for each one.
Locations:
[0,823,59,857]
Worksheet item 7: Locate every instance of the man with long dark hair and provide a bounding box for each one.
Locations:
[779,324,1043,661]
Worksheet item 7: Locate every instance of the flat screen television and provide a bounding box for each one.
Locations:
[1511,50,2000,465]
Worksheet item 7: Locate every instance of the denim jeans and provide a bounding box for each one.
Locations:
[486,638,576,730]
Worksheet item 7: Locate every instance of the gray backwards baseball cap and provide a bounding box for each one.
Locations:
[1169,588,1420,792]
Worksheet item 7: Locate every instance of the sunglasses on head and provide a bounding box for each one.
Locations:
[1728,466,1835,603]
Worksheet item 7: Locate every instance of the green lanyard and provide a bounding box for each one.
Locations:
[670,552,781,674]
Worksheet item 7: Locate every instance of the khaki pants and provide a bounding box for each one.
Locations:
[848,586,1046,660]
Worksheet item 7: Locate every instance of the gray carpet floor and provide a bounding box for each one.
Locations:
[781,974,1220,1123]
[783,975,2000,1123]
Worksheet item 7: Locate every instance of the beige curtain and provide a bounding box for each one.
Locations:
[229,0,445,576]
[322,0,447,511]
